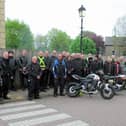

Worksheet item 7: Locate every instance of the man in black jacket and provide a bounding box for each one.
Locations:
[0,57,3,101]
[8,50,17,91]
[17,50,28,90]
[87,54,94,74]
[1,51,11,99]
[48,50,57,88]
[27,56,41,100]
[71,53,84,76]
[104,57,112,75]
[44,51,50,89]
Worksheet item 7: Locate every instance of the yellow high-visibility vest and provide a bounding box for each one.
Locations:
[38,56,46,69]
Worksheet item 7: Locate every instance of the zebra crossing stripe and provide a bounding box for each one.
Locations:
[0,104,45,114]
[57,120,89,126]
[0,101,36,109]
[8,113,71,126]
[0,108,58,120]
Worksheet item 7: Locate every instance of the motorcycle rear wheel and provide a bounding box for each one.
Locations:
[100,84,114,100]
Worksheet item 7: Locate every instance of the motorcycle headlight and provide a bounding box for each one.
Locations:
[108,79,114,84]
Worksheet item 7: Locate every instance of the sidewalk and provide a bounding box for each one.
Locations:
[0,89,53,104]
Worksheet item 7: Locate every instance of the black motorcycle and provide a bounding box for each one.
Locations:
[104,74,126,92]
[66,73,115,100]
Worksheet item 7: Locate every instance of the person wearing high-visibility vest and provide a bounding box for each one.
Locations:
[37,51,47,92]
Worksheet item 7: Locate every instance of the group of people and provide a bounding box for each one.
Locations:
[0,49,126,101]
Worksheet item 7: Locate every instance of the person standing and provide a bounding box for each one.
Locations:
[17,50,28,90]
[0,57,3,101]
[37,51,47,92]
[71,53,84,76]
[87,54,94,74]
[103,56,112,75]
[8,50,17,91]
[80,54,87,77]
[92,55,99,73]
[52,54,67,97]
[44,50,50,89]
[0,51,11,99]
[119,56,125,74]
[27,56,41,100]
[49,50,57,88]
[66,55,72,83]
[97,54,104,71]
[113,58,121,76]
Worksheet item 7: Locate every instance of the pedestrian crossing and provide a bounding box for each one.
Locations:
[0,101,89,126]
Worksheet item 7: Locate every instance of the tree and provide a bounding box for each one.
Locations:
[112,15,126,55]
[35,35,49,51]
[84,31,105,54]
[113,15,126,36]
[47,28,71,51]
[69,36,96,54]
[112,36,126,55]
[6,19,34,49]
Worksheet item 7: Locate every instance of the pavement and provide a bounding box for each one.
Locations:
[0,89,53,104]
[0,89,126,126]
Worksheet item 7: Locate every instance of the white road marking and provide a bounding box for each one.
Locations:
[0,108,57,120]
[0,101,90,126]
[57,120,89,126]
[9,113,71,126]
[0,104,45,114]
[0,101,36,109]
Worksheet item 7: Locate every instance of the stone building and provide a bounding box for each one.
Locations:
[105,37,126,56]
[0,0,5,48]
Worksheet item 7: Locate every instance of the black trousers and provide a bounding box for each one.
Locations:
[41,70,48,89]
[44,69,49,88]
[0,75,10,98]
[48,71,54,88]
[28,78,40,98]
[40,70,44,90]
[19,72,28,89]
[54,77,65,95]
[0,82,2,98]
[40,69,50,90]
[9,71,16,90]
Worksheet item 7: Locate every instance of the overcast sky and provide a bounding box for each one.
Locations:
[5,0,126,38]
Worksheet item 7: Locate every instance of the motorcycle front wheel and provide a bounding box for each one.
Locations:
[100,84,115,100]
[66,82,80,97]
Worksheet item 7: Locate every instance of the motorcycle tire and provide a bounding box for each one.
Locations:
[100,84,114,100]
[121,81,126,90]
[66,82,80,97]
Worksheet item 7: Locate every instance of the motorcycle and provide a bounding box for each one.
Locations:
[104,74,126,92]
[66,73,115,100]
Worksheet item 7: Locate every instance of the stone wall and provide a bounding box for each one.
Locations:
[0,0,5,48]
[104,46,113,56]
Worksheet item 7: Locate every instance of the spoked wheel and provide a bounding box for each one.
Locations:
[66,82,80,97]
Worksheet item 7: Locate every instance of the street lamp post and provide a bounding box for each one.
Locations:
[78,5,86,53]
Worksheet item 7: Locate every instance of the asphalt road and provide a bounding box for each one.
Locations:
[0,90,126,126]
